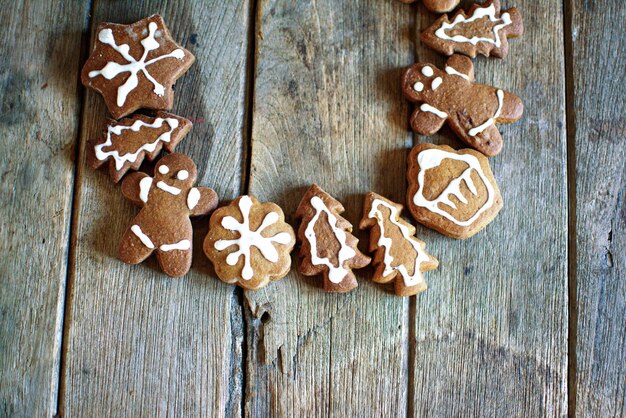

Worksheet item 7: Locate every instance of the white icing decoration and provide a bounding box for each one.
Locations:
[158,165,169,174]
[421,66,434,77]
[412,148,495,226]
[445,65,470,81]
[156,181,181,195]
[131,224,154,249]
[414,82,424,92]
[468,89,504,137]
[420,103,448,119]
[177,170,189,180]
[88,21,186,107]
[139,177,153,203]
[431,77,443,90]
[187,188,200,210]
[160,240,191,252]
[94,117,179,171]
[367,199,430,287]
[304,196,356,284]
[214,196,292,281]
[435,4,512,48]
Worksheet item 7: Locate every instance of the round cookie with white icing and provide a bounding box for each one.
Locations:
[204,196,296,290]
[398,0,461,14]
[88,111,191,182]
[295,184,370,293]
[119,153,218,277]
[360,192,438,297]
[407,144,503,239]
[401,54,524,157]
[81,15,195,119]
[421,0,523,59]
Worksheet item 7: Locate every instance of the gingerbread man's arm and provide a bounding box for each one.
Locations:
[187,187,219,217]
[410,108,447,135]
[445,55,474,82]
[121,172,150,207]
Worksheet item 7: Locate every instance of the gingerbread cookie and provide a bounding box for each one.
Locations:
[401,54,523,157]
[421,0,523,59]
[295,185,370,293]
[81,15,195,119]
[407,144,503,239]
[398,0,461,14]
[88,112,191,182]
[119,153,218,277]
[204,196,296,290]
[360,193,438,297]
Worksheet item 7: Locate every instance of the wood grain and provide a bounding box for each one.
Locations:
[569,0,625,415]
[244,0,415,415]
[0,1,89,416]
[60,1,250,415]
[409,0,568,415]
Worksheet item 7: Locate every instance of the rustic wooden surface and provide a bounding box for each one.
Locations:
[0,0,624,416]
[568,0,626,416]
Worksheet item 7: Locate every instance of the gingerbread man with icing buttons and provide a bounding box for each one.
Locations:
[119,153,218,277]
[401,54,523,157]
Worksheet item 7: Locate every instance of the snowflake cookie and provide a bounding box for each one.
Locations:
[88,111,191,182]
[81,15,195,119]
[204,196,296,290]
[119,153,218,277]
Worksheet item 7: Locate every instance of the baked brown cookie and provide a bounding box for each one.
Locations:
[401,54,523,157]
[295,184,370,293]
[204,196,296,290]
[360,192,438,297]
[421,0,523,59]
[399,0,461,14]
[88,112,191,182]
[119,153,218,277]
[407,144,503,239]
[81,15,195,119]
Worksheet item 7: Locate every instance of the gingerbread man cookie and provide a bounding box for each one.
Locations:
[204,196,296,290]
[421,0,523,59]
[119,153,218,277]
[81,15,195,119]
[398,0,461,14]
[295,184,370,293]
[407,144,503,239]
[88,112,191,182]
[402,54,523,157]
[360,192,438,297]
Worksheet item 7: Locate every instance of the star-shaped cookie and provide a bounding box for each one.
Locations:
[81,15,195,119]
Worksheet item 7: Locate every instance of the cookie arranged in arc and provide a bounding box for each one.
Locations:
[204,196,296,290]
[401,54,523,157]
[360,192,438,297]
[421,0,523,59]
[295,184,370,293]
[81,15,195,119]
[398,0,461,14]
[118,153,218,277]
[407,144,503,239]
[88,112,191,183]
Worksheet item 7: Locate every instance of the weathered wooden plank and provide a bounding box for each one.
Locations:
[245,0,414,415]
[61,1,250,415]
[569,0,625,415]
[409,0,568,415]
[0,1,90,416]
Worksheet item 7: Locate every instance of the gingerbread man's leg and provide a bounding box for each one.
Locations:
[119,224,155,265]
[155,242,193,278]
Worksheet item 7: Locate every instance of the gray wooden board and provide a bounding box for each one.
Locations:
[570,0,626,415]
[0,1,89,416]
[245,0,415,415]
[61,1,250,416]
[408,0,568,415]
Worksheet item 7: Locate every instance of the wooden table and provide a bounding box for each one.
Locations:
[1,0,624,416]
